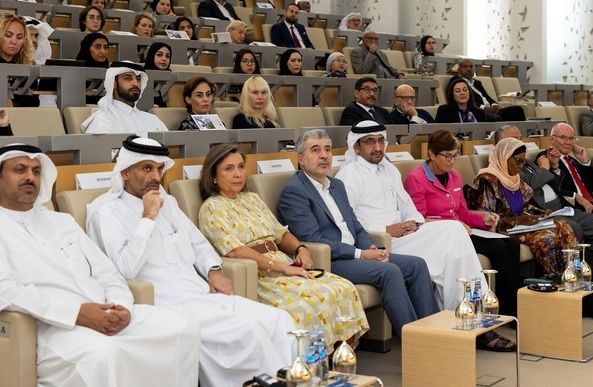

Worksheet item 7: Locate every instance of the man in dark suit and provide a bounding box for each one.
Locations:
[450,58,525,122]
[270,3,314,48]
[497,125,593,245]
[340,77,394,126]
[197,0,240,21]
[277,128,439,337]
[579,89,593,136]
[390,84,435,124]
[536,123,593,214]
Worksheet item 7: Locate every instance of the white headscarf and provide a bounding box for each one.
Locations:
[86,136,174,220]
[0,144,56,208]
[344,120,389,165]
[81,62,149,133]
[338,12,362,31]
[23,17,54,65]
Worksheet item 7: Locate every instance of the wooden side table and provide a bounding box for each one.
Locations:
[402,310,518,386]
[517,286,593,361]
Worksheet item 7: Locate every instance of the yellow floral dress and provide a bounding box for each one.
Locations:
[199,192,369,349]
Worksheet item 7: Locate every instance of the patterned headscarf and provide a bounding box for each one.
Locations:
[475,137,526,190]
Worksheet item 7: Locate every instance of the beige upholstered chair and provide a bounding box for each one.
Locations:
[416,105,438,121]
[211,106,240,129]
[321,106,345,126]
[63,106,95,134]
[534,106,568,122]
[565,106,589,135]
[261,23,272,43]
[148,107,187,131]
[276,107,326,128]
[4,107,65,135]
[246,171,393,352]
[380,49,415,74]
[169,64,213,73]
[304,26,329,50]
[433,74,452,105]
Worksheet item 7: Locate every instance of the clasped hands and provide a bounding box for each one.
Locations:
[77,303,130,336]
[386,220,418,238]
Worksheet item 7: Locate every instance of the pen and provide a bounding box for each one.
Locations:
[483,206,501,224]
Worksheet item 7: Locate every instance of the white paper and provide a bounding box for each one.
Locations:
[211,32,231,43]
[524,142,539,150]
[473,144,494,155]
[506,219,555,235]
[470,228,509,238]
[166,30,189,40]
[331,155,345,167]
[539,206,574,220]
[257,159,294,174]
[76,172,112,190]
[183,165,203,179]
[385,151,413,161]
[190,114,226,130]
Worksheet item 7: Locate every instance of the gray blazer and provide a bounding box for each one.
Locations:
[349,45,401,78]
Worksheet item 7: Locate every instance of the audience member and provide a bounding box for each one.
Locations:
[87,136,294,386]
[436,77,485,123]
[87,0,105,10]
[79,6,105,33]
[151,0,175,17]
[174,16,197,40]
[413,35,436,76]
[24,17,53,65]
[404,129,521,320]
[271,3,314,49]
[323,52,348,77]
[579,89,593,136]
[340,77,394,126]
[198,0,240,21]
[450,58,526,121]
[82,62,168,134]
[198,143,369,349]
[178,76,215,130]
[0,109,13,136]
[295,0,311,12]
[227,48,261,96]
[497,125,593,247]
[537,122,593,212]
[0,143,201,386]
[279,48,303,75]
[335,121,485,310]
[350,30,404,79]
[131,14,155,37]
[143,42,171,107]
[232,76,280,129]
[76,33,110,104]
[338,12,363,31]
[390,84,434,124]
[226,20,247,44]
[465,137,578,275]
[277,129,440,337]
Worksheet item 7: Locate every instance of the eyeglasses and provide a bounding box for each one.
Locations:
[350,19,362,23]
[552,134,577,143]
[360,137,385,146]
[334,59,348,64]
[511,156,525,166]
[86,15,102,21]
[364,37,379,41]
[241,59,256,65]
[438,152,461,161]
[396,96,416,102]
[358,87,380,94]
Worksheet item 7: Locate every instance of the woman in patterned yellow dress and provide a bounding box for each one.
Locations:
[198,144,369,350]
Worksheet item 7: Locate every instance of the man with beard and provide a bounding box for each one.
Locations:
[270,3,314,48]
[340,77,394,126]
[82,62,168,134]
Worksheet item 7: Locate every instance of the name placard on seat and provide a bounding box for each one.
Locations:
[257,159,295,174]
[76,172,112,190]
[331,155,346,167]
[524,142,539,151]
[183,165,203,179]
[473,144,494,155]
[385,151,413,161]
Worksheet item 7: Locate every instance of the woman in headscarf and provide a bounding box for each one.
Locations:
[413,35,437,76]
[76,32,110,105]
[143,42,171,107]
[323,52,348,78]
[338,12,363,31]
[278,48,302,76]
[173,16,197,40]
[465,137,578,275]
[436,77,485,123]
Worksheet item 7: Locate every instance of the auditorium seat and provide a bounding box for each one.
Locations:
[276,106,326,128]
[149,107,187,131]
[305,26,329,50]
[534,106,568,122]
[262,23,272,43]
[211,106,240,129]
[5,107,65,135]
[565,106,589,135]
[380,49,415,75]
[64,106,95,134]
[321,106,345,126]
[169,64,213,73]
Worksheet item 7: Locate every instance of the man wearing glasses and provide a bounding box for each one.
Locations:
[536,122,593,212]
[350,30,405,79]
[390,84,435,124]
[339,77,394,126]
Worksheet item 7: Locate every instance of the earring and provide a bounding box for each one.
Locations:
[213,179,217,184]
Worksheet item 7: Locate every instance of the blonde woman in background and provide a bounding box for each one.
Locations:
[232,76,280,129]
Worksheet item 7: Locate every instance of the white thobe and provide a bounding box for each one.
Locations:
[0,206,200,387]
[87,190,295,387]
[335,157,486,310]
[83,99,168,134]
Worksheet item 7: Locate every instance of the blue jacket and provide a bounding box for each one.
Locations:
[270,22,314,49]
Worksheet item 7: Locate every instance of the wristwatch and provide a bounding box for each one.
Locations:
[208,265,223,273]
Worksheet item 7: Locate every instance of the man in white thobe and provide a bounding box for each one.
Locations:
[0,144,201,387]
[335,121,486,310]
[87,136,295,387]
[81,61,168,134]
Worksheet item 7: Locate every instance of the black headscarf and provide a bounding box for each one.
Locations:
[76,32,109,68]
[279,49,302,76]
[420,35,435,56]
[144,42,172,70]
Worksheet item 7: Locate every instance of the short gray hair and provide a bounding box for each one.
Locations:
[494,125,519,144]
[295,128,332,155]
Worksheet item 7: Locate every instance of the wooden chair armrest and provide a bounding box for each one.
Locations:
[222,257,259,301]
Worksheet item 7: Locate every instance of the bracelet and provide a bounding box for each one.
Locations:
[266,259,273,273]
[295,244,308,256]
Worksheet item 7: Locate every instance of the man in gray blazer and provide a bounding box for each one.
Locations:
[350,30,405,79]
[277,129,439,337]
[579,89,593,136]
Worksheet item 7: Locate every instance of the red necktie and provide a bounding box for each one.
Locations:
[564,155,593,202]
[290,26,302,48]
